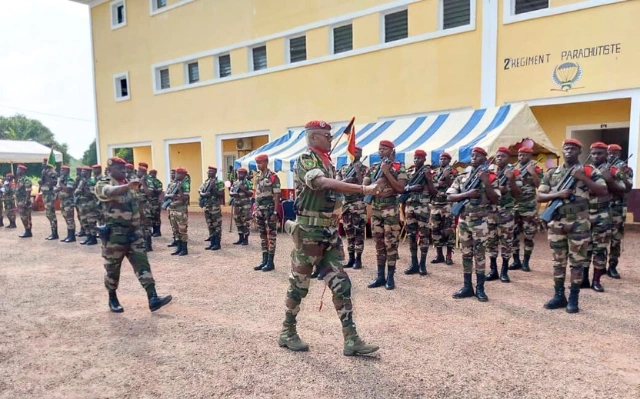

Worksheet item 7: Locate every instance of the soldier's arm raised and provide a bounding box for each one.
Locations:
[103,181,140,198]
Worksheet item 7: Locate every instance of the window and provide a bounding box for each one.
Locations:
[252,45,267,71]
[442,0,471,29]
[332,24,353,54]
[159,68,170,89]
[514,0,549,15]
[110,0,126,29]
[384,9,408,43]
[187,62,199,84]
[156,0,167,9]
[218,54,231,78]
[114,72,130,101]
[289,35,307,63]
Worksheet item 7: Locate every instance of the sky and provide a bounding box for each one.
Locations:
[0,0,95,159]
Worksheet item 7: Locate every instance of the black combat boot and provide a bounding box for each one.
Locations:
[19,228,32,238]
[343,252,355,268]
[0,217,4,227]
[233,234,243,245]
[254,252,268,270]
[63,229,76,243]
[500,257,510,283]
[475,273,488,302]
[607,259,620,279]
[580,267,590,289]
[45,226,59,240]
[76,227,86,237]
[171,240,182,255]
[385,266,396,290]
[262,253,275,272]
[453,273,475,299]
[446,246,454,265]
[311,267,320,278]
[108,290,124,313]
[431,247,445,264]
[152,225,161,237]
[509,250,522,270]
[86,235,98,246]
[544,279,568,310]
[368,264,386,288]
[486,257,499,281]
[167,237,178,247]
[147,285,173,312]
[211,234,221,251]
[566,284,580,313]
[522,251,532,272]
[404,245,420,275]
[353,252,363,269]
[242,233,249,245]
[145,235,153,252]
[6,220,17,228]
[205,236,214,250]
[591,268,605,292]
[205,234,211,242]
[178,241,188,256]
[419,252,428,276]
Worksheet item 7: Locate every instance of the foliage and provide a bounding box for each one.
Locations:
[82,139,98,167]
[115,147,133,163]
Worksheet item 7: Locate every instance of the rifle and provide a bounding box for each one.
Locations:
[161,180,182,210]
[343,156,369,180]
[199,179,213,208]
[539,155,592,223]
[398,164,432,204]
[450,158,494,217]
[363,157,391,205]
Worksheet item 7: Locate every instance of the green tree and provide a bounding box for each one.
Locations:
[82,139,98,166]
[115,147,133,163]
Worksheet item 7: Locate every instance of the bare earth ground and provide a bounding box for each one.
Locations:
[1,212,639,399]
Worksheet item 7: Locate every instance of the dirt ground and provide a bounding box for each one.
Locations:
[1,212,639,399]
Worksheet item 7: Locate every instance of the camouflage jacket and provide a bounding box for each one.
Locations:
[337,162,368,203]
[363,161,408,199]
[255,169,281,208]
[432,165,457,206]
[406,165,433,206]
[76,176,96,201]
[539,164,606,208]
[200,178,225,207]
[231,179,253,207]
[3,180,16,202]
[513,160,543,202]
[147,176,163,202]
[57,175,75,200]
[95,177,141,230]
[294,149,342,219]
[588,162,623,213]
[489,164,523,209]
[40,169,58,198]
[168,178,191,210]
[610,159,633,205]
[15,176,32,206]
[447,168,500,211]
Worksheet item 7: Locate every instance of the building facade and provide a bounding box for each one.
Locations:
[71,0,640,216]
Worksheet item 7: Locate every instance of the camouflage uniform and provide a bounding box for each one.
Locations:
[231,178,253,237]
[93,173,105,226]
[337,162,368,268]
[165,179,179,241]
[134,174,154,251]
[58,174,76,233]
[0,184,3,226]
[147,175,163,234]
[404,167,432,275]
[74,175,90,235]
[2,178,16,227]
[609,158,632,276]
[200,177,225,247]
[254,169,281,270]
[15,175,33,232]
[168,178,190,243]
[429,165,457,264]
[76,174,100,244]
[41,169,58,237]
[511,161,544,270]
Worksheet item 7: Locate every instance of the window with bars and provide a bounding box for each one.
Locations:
[159,68,170,89]
[187,62,199,84]
[332,24,353,54]
[289,36,307,63]
[384,9,408,43]
[156,0,167,9]
[514,0,549,15]
[252,46,267,71]
[218,54,231,78]
[442,0,471,29]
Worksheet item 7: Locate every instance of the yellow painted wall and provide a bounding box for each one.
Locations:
[552,0,591,7]
[132,146,153,168]
[168,142,203,203]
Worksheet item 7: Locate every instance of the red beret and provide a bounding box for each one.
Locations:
[91,164,102,169]
[125,163,134,168]
[414,149,427,157]
[237,167,248,173]
[42,158,47,162]
[440,152,451,159]
[149,169,157,173]
[17,164,27,170]
[170,168,176,172]
[472,147,487,156]
[5,173,13,177]
[518,147,533,153]
[355,146,362,151]
[304,120,331,131]
[379,140,395,149]
[608,144,622,151]
[138,162,148,168]
[563,139,582,148]
[590,142,608,150]
[60,165,70,170]
[176,167,187,174]
[138,166,148,172]
[108,158,126,166]
[83,166,94,171]
[207,166,217,170]
[497,147,511,155]
[255,154,268,162]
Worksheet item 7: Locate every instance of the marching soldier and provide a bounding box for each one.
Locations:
[135,164,154,252]
[148,169,163,237]
[336,146,368,270]
[40,159,59,240]
[15,165,33,238]
[75,167,99,245]
[430,153,457,265]
[363,140,408,290]
[253,154,281,272]
[2,173,17,228]
[166,167,190,256]
[200,166,225,250]
[537,139,607,313]
[230,167,253,246]
[278,119,380,356]
[403,149,437,276]
[606,144,633,279]
[166,169,179,248]
[446,147,500,302]
[486,147,521,283]
[56,165,77,243]
[95,157,172,313]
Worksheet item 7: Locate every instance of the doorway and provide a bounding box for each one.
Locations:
[569,124,629,164]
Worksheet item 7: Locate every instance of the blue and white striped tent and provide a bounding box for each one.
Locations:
[235,103,560,172]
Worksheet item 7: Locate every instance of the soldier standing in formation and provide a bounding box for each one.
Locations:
[56,166,77,242]
[486,147,521,283]
[230,167,253,246]
[92,165,105,227]
[0,174,3,227]
[200,166,225,250]
[446,147,499,302]
[278,119,379,356]
[2,173,17,228]
[430,153,457,265]
[125,163,135,181]
[364,140,407,290]
[15,165,33,238]
[75,167,99,245]
[135,164,154,252]
[403,149,437,276]
[147,169,163,237]
[537,139,607,313]
[74,166,88,238]
[253,154,281,272]
[166,169,179,248]
[167,167,190,256]
[337,146,368,270]
[606,144,632,278]
[40,159,59,240]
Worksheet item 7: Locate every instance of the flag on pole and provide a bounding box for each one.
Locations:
[345,121,357,163]
[47,147,56,168]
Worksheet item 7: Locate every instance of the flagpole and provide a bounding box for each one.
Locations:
[330,116,355,155]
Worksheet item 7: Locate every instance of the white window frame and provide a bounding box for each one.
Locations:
[155,67,170,90]
[329,21,353,55]
[438,0,476,31]
[216,53,232,79]
[504,0,625,24]
[285,34,307,64]
[113,71,130,102]
[379,7,409,44]
[110,0,127,30]
[184,60,199,84]
[249,44,268,72]
[149,0,197,16]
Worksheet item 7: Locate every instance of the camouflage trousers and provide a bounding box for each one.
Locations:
[513,199,538,254]
[0,198,3,218]
[458,208,491,274]
[547,211,590,284]
[371,203,401,267]
[169,207,188,241]
[487,206,515,259]
[102,227,155,292]
[588,208,611,271]
[2,199,15,222]
[43,194,57,231]
[406,201,431,253]
[609,203,625,261]
[341,200,367,254]
[285,223,353,328]
[233,202,251,235]
[204,203,222,236]
[78,200,100,236]
[429,203,455,249]
[59,198,75,230]
[141,202,153,240]
[256,206,277,254]
[18,203,32,230]
[149,201,162,227]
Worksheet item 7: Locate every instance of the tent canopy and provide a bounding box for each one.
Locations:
[0,140,63,164]
[235,102,560,172]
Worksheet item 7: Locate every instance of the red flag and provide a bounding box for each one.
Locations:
[346,124,356,162]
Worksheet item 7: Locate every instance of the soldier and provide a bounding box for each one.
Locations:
[364,140,408,290]
[230,167,253,245]
[56,165,77,243]
[606,144,633,279]
[125,163,135,181]
[0,173,3,227]
[252,154,281,271]
[429,153,457,265]
[200,166,225,250]
[95,157,172,313]
[336,146,368,270]
[446,147,500,302]
[2,173,17,228]
[403,149,437,276]
[166,168,179,248]
[39,159,59,240]
[135,164,154,252]
[92,164,105,227]
[486,147,522,283]
[537,139,607,313]
[73,166,88,238]
[278,119,380,356]
[227,165,236,186]
[147,169,163,237]
[75,167,99,245]
[166,167,190,256]
[15,165,33,238]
